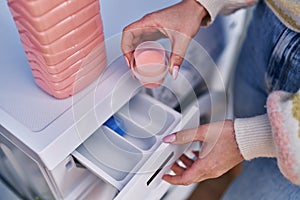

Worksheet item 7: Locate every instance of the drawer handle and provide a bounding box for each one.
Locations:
[146,151,174,186]
[72,156,86,169]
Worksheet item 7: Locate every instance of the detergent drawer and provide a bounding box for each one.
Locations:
[72,93,199,199]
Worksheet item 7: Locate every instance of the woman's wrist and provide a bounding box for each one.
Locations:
[194,1,209,20]
[234,114,276,160]
[184,0,209,22]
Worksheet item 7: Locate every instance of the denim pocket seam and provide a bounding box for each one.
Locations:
[265,29,300,93]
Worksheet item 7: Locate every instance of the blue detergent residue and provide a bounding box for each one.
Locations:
[103,116,126,136]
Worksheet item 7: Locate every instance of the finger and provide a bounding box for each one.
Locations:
[123,52,133,68]
[121,13,167,67]
[121,27,165,68]
[162,174,193,186]
[121,33,134,68]
[163,160,205,185]
[167,30,191,77]
[192,151,200,158]
[162,174,185,185]
[169,54,182,80]
[121,26,143,68]
[179,154,193,168]
[163,126,207,144]
[170,162,185,175]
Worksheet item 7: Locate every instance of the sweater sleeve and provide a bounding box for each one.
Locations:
[234,89,300,185]
[195,0,258,25]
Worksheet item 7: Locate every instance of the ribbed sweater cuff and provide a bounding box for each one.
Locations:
[234,114,276,160]
[195,0,257,25]
[195,0,224,25]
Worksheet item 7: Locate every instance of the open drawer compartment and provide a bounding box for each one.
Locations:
[72,93,199,195]
[112,93,181,152]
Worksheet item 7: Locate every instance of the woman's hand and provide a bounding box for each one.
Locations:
[162,120,244,185]
[121,0,208,78]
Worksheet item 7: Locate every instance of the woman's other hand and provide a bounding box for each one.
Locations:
[162,120,244,185]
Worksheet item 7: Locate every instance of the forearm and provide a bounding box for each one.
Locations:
[195,0,258,25]
[234,89,300,185]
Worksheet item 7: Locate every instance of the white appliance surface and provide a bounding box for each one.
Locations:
[0,0,181,171]
[0,0,247,198]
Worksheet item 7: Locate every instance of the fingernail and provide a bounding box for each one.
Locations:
[172,66,179,80]
[163,134,176,143]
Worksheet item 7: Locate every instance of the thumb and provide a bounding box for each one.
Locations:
[123,52,133,68]
[162,126,206,144]
[168,33,191,79]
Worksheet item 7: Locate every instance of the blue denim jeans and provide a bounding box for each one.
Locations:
[222,1,300,199]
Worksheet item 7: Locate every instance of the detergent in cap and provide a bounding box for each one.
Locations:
[131,41,168,88]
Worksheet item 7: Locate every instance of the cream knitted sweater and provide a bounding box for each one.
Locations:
[235,90,300,186]
[196,0,300,32]
[196,0,300,186]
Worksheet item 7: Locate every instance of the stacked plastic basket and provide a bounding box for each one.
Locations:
[8,0,107,98]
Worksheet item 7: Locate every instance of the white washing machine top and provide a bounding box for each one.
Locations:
[0,0,185,170]
[0,1,141,170]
